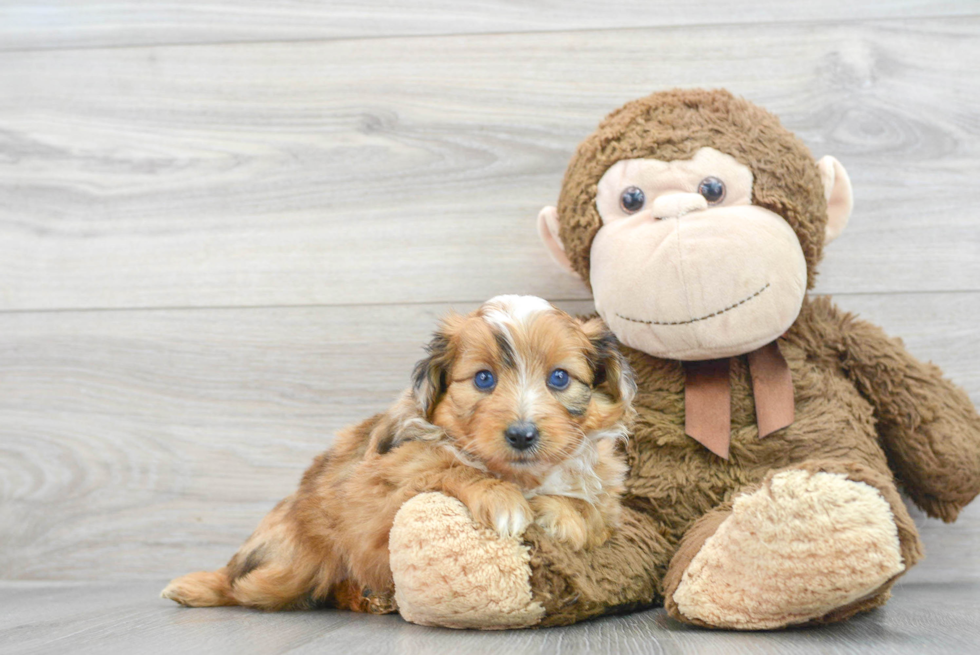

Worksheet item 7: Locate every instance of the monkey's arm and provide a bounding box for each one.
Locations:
[828,302,980,521]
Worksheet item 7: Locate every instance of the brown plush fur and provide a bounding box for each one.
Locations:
[514,89,980,627]
[161,300,634,611]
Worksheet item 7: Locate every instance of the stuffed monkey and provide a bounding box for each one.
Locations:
[386,89,980,629]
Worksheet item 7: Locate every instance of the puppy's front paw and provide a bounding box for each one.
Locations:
[530,496,609,551]
[467,485,533,539]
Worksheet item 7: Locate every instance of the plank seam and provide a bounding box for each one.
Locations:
[0,12,977,55]
[0,290,976,317]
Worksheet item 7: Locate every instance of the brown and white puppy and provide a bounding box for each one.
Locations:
[161,295,635,612]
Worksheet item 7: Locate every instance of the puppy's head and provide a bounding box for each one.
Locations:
[412,295,635,483]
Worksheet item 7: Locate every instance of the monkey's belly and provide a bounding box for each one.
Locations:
[624,353,886,545]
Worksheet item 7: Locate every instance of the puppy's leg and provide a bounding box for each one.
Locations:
[163,495,342,610]
[530,496,612,551]
[329,580,398,615]
[437,469,533,539]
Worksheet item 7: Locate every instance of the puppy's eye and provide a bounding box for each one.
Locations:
[473,370,496,391]
[698,177,725,204]
[620,186,645,213]
[547,368,571,391]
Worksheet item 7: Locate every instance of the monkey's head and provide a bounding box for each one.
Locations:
[539,89,853,360]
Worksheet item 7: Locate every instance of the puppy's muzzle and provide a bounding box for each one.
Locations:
[504,421,539,451]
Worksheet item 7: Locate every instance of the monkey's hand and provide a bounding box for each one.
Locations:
[831,301,980,521]
[880,409,980,521]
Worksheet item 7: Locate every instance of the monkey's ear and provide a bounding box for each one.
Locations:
[818,156,853,244]
[411,316,460,418]
[537,206,577,275]
[580,317,637,406]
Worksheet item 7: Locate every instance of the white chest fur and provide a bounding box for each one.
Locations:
[525,428,627,506]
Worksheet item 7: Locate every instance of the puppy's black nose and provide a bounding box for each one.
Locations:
[504,422,539,451]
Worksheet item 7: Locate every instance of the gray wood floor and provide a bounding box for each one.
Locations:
[1,1,979,653]
[2,575,979,655]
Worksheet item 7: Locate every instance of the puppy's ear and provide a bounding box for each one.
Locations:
[411,314,461,418]
[580,317,636,406]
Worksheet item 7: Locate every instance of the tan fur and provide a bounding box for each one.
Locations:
[531,496,608,551]
[390,493,546,629]
[162,299,634,611]
[669,469,904,629]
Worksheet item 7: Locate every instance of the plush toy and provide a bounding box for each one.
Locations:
[384,89,980,630]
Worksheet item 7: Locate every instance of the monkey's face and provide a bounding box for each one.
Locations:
[589,147,807,360]
[538,90,853,362]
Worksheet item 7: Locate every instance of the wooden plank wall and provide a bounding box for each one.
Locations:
[0,3,978,583]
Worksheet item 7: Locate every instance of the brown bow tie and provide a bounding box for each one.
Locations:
[683,341,795,459]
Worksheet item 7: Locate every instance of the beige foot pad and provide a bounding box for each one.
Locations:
[389,492,545,630]
[673,470,905,629]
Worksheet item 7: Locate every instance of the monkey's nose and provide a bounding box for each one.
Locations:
[650,192,708,219]
[504,422,539,451]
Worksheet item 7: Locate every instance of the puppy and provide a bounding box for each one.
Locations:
[162,295,635,612]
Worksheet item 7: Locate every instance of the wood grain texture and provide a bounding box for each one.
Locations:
[1,579,979,654]
[1,294,977,582]
[2,5,979,649]
[1,17,979,311]
[0,1,975,51]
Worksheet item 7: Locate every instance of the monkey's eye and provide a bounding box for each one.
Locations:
[547,368,571,391]
[698,177,726,204]
[474,370,496,391]
[620,186,646,213]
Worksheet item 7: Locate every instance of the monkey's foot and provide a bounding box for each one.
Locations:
[667,470,905,630]
[389,492,544,629]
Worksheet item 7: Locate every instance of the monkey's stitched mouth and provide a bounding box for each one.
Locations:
[615,283,770,327]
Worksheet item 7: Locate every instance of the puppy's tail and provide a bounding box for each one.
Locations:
[162,542,326,610]
[161,568,235,607]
